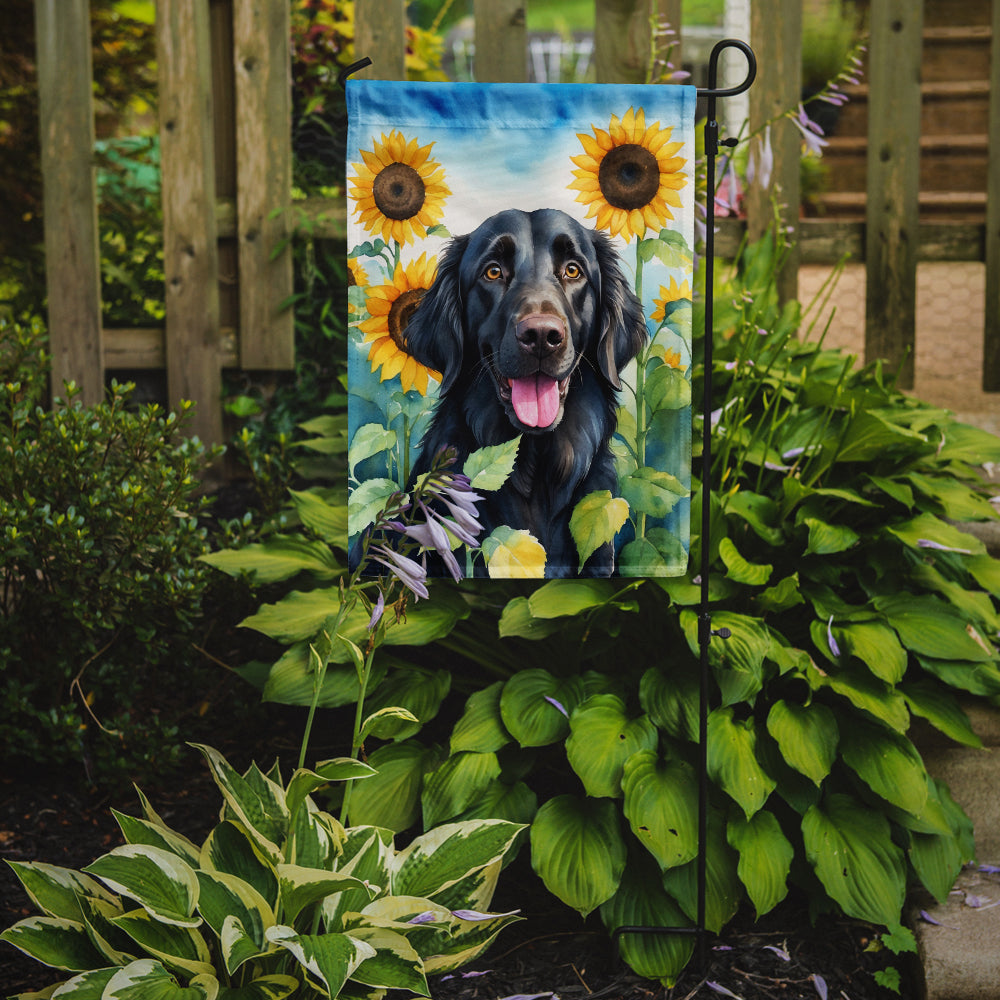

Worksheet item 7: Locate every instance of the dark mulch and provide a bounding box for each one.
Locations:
[1,748,915,1000]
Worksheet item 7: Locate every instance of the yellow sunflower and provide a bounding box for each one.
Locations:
[347,257,369,315]
[358,253,441,395]
[569,107,688,242]
[650,276,693,322]
[349,131,450,245]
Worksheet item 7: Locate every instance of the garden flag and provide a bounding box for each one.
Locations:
[346,80,697,579]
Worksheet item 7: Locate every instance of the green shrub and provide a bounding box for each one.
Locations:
[0,316,220,783]
[1,743,524,998]
[208,231,1000,985]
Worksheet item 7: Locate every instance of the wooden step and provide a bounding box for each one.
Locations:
[813,189,987,222]
[833,80,991,138]
[922,0,992,28]
[922,25,993,83]
[822,134,989,193]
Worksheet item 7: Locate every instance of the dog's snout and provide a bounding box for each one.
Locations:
[515,313,566,357]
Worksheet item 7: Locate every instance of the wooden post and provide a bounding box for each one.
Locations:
[157,0,223,444]
[354,0,407,80]
[983,0,1000,390]
[474,0,527,82]
[34,0,104,405]
[594,0,650,84]
[746,0,801,305]
[864,0,923,389]
[233,0,294,369]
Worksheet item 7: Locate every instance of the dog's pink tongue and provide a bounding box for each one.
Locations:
[511,374,560,428]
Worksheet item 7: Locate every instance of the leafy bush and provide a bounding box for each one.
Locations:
[0,316,220,782]
[206,232,1000,985]
[1,743,524,998]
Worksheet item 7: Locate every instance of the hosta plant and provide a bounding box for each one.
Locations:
[1,744,523,999]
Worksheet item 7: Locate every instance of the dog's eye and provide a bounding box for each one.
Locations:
[483,263,503,281]
[564,261,582,280]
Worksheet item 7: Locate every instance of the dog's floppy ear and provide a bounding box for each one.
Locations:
[590,230,647,389]
[402,234,469,395]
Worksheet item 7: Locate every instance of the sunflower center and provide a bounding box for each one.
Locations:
[388,288,426,349]
[373,162,426,221]
[598,144,660,211]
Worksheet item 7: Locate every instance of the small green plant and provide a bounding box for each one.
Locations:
[0,317,220,783]
[1,743,524,998]
[801,0,863,96]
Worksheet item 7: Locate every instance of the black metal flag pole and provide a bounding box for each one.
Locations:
[613,38,756,972]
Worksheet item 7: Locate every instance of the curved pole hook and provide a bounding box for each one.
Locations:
[698,38,757,99]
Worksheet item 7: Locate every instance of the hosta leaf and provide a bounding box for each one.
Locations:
[756,573,805,614]
[277,865,374,925]
[900,680,982,748]
[725,490,784,545]
[874,594,995,662]
[906,782,970,903]
[618,527,688,576]
[195,871,273,974]
[5,862,118,923]
[765,700,838,786]
[285,759,376,822]
[199,536,340,584]
[802,794,906,926]
[265,926,375,998]
[83,846,200,928]
[450,682,511,754]
[620,468,688,519]
[886,511,985,557]
[0,916,107,972]
[45,967,117,998]
[497,596,565,639]
[453,779,538,827]
[421,751,502,828]
[215,975,299,1000]
[916,655,1000,697]
[643,364,692,411]
[199,822,278,910]
[527,579,618,618]
[621,751,699,870]
[530,795,626,917]
[832,621,907,683]
[392,820,524,901]
[680,610,770,707]
[566,695,658,798]
[103,959,217,1000]
[966,553,1000,597]
[727,811,793,918]
[810,662,910,732]
[499,670,584,747]
[639,664,699,742]
[906,472,998,521]
[345,926,428,994]
[463,437,520,490]
[482,526,547,578]
[838,718,928,816]
[288,489,348,546]
[348,478,401,535]
[802,517,859,556]
[661,811,741,933]
[362,667,451,740]
[834,410,926,463]
[569,491,629,572]
[707,708,776,819]
[423,906,522,974]
[111,909,214,978]
[718,537,772,586]
[112,812,201,868]
[599,853,694,987]
[348,423,396,478]
[346,740,441,832]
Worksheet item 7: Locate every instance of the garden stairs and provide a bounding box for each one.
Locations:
[816,0,992,221]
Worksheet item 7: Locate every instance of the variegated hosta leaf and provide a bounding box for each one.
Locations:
[200,822,278,910]
[83,845,201,928]
[276,864,375,925]
[727,810,793,918]
[214,974,299,1000]
[565,695,658,798]
[45,966,118,997]
[265,925,376,998]
[288,802,343,870]
[4,861,118,922]
[191,745,288,863]
[621,751,699,871]
[529,795,626,917]
[802,793,906,926]
[102,958,218,999]
[195,870,274,974]
[0,916,107,972]
[112,811,201,868]
[391,820,524,901]
[421,906,523,975]
[110,908,214,979]
[765,700,838,786]
[706,707,776,819]
[344,926,429,995]
[285,760,376,824]
[77,894,135,966]
[322,828,393,931]
[599,853,694,987]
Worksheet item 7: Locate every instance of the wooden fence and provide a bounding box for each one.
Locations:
[33,0,1000,445]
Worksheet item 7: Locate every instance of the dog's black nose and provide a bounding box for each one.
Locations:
[516,313,566,357]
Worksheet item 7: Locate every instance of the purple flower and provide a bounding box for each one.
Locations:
[544,695,569,718]
[764,944,790,961]
[917,538,973,555]
[367,590,385,631]
[791,104,828,156]
[706,983,742,999]
[407,911,438,925]
[451,908,520,921]
[812,974,828,1000]
[395,506,463,581]
[827,616,841,658]
[747,125,774,191]
[370,544,429,600]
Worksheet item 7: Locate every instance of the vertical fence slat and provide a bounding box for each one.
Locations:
[474,0,527,82]
[157,0,223,444]
[233,0,294,369]
[354,0,407,80]
[746,0,801,304]
[983,0,1000,390]
[656,0,682,74]
[594,0,651,84]
[864,0,923,389]
[34,0,103,405]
